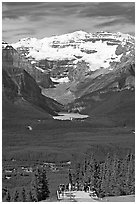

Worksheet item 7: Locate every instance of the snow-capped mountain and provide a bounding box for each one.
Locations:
[11,30,134,70]
[3,30,135,105]
[11,31,134,85]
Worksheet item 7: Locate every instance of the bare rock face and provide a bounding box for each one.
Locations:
[20,70,41,98]
[2,69,18,102]
[37,72,54,88]
[2,45,54,88]
[69,61,90,81]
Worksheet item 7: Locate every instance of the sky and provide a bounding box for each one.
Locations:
[2,2,135,43]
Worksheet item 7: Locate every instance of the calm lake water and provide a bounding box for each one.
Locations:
[53,112,89,120]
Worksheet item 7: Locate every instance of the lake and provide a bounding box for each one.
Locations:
[53,112,89,121]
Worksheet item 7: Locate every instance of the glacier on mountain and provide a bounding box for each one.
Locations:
[11,30,134,72]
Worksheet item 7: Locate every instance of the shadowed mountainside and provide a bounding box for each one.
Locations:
[2,67,64,117]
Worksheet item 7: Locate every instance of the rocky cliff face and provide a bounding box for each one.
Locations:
[2,69,18,102]
[2,45,54,88]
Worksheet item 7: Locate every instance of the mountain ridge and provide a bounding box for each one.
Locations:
[11,30,134,64]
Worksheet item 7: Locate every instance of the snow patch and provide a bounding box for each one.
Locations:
[51,77,70,83]
[35,66,45,73]
[31,60,36,64]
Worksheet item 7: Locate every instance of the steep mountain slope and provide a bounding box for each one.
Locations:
[73,62,135,98]
[2,45,54,88]
[20,70,64,115]
[3,91,52,122]
[2,61,64,117]
[66,88,134,127]
[2,70,53,131]
[11,31,135,104]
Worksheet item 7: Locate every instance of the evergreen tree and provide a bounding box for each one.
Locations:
[96,162,105,197]
[93,162,100,190]
[68,168,73,184]
[119,152,132,195]
[20,187,27,202]
[31,166,50,201]
[27,190,33,202]
[74,162,81,183]
[3,190,11,202]
[12,190,19,202]
[100,153,112,196]
[85,153,96,185]
[108,154,121,196]
[31,169,39,202]
[129,154,135,194]
[105,153,112,195]
[38,167,50,200]
[100,161,106,197]
[125,153,135,194]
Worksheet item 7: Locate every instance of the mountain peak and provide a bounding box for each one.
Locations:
[10,30,134,71]
[70,30,89,36]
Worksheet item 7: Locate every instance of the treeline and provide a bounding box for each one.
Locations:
[3,166,50,202]
[3,150,65,163]
[71,152,135,197]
